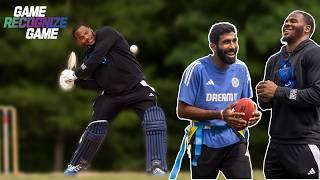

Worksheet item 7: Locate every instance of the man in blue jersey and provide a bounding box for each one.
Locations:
[177,22,261,179]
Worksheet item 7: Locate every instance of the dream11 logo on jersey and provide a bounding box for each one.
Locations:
[3,6,68,39]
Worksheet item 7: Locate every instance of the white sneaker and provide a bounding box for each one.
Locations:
[64,164,82,176]
[152,167,166,176]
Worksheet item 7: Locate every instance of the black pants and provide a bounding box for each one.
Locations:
[191,143,252,179]
[67,81,160,169]
[92,82,156,122]
[264,142,320,179]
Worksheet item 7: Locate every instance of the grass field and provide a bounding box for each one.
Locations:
[0,170,264,180]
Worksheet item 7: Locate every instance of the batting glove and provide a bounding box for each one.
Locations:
[59,69,77,91]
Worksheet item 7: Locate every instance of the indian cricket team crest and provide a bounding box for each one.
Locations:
[232,77,239,87]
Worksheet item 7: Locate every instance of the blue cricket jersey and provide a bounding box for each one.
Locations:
[178,54,253,148]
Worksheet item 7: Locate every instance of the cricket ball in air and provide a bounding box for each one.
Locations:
[130,45,139,54]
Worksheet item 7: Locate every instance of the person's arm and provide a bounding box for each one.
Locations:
[176,62,217,122]
[256,57,273,110]
[274,48,320,107]
[177,101,220,121]
[74,79,103,90]
[75,27,119,78]
[176,61,202,121]
[177,101,247,130]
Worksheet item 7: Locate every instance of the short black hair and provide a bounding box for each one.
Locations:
[292,10,316,37]
[72,24,88,39]
[208,22,237,44]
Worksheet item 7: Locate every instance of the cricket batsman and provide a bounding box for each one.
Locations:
[59,24,168,176]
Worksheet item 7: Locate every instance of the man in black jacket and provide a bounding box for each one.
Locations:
[59,25,167,176]
[256,10,320,179]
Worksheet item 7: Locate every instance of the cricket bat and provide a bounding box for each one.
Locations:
[67,51,77,69]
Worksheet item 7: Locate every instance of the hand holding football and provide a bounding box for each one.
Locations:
[233,98,256,122]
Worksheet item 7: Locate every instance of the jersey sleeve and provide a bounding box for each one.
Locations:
[241,64,253,98]
[274,47,320,107]
[75,27,120,78]
[178,62,201,106]
[257,56,274,110]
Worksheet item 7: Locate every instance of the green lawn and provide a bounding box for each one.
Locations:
[0,170,264,180]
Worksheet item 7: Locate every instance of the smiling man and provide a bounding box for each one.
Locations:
[176,22,261,179]
[60,25,168,176]
[256,10,320,179]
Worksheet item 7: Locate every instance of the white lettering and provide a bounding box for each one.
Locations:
[25,28,33,39]
[206,94,212,101]
[218,94,222,101]
[213,94,217,101]
[26,28,59,39]
[13,6,47,17]
[38,6,47,17]
[13,6,22,17]
[205,93,238,102]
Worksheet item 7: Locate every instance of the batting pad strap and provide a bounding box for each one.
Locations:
[142,106,167,131]
[87,120,108,133]
[79,120,108,143]
[81,130,106,142]
[143,121,166,131]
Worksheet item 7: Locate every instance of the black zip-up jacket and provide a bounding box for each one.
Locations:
[74,26,144,95]
[258,39,320,144]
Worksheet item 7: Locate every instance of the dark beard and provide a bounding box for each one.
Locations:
[281,26,304,44]
[281,36,294,44]
[217,47,237,64]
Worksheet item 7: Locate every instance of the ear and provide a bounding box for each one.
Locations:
[304,25,311,34]
[209,43,216,52]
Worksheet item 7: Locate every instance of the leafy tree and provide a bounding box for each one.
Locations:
[0,0,319,172]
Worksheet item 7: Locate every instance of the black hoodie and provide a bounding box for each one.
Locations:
[258,39,320,144]
[74,26,144,95]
